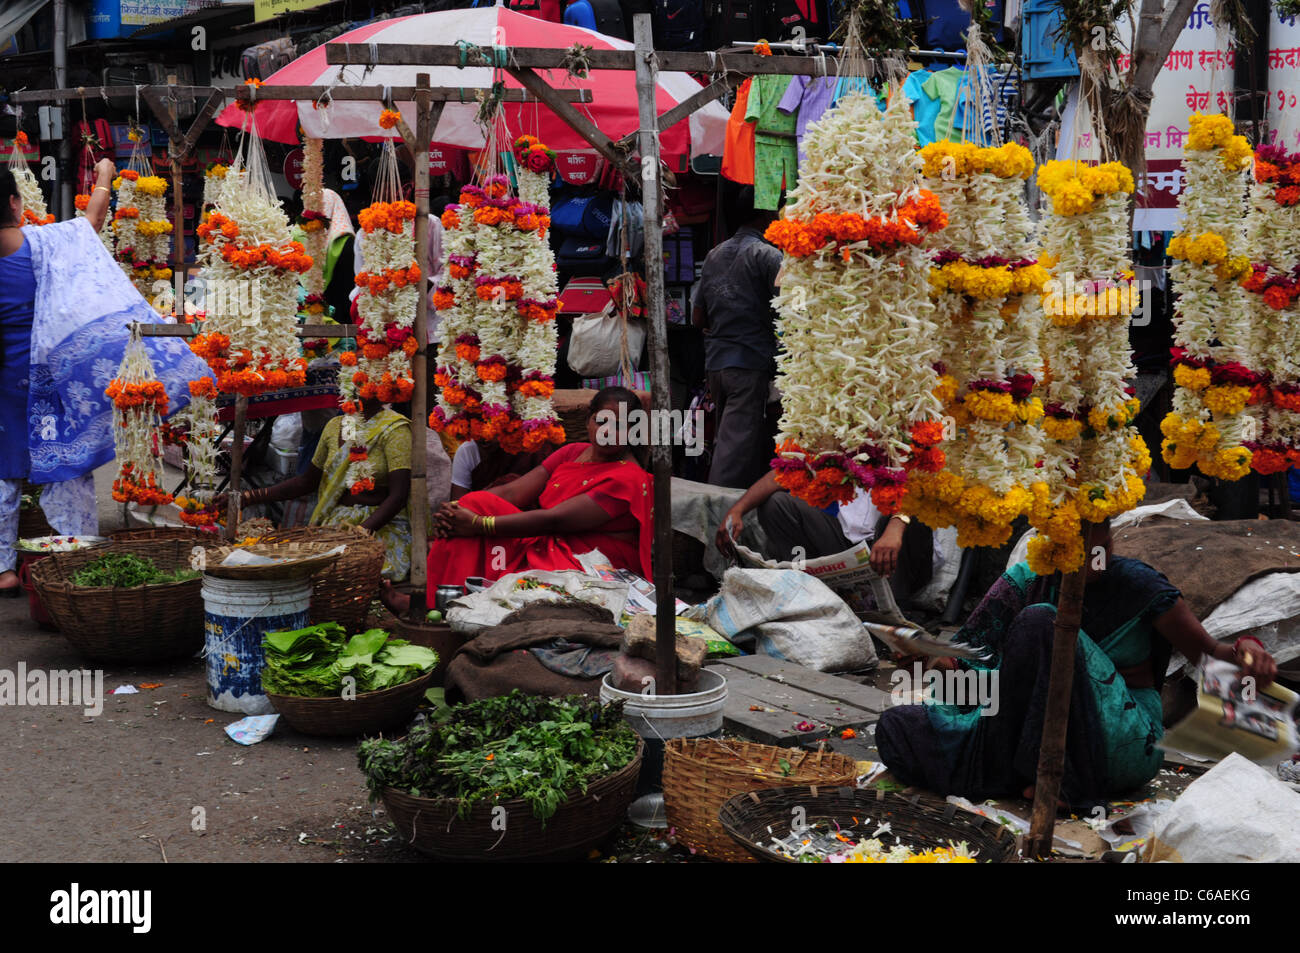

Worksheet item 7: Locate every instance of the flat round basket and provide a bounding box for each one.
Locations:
[266,669,436,737]
[662,738,859,863]
[718,786,1020,863]
[30,539,219,662]
[255,526,384,633]
[203,541,342,581]
[111,526,217,545]
[380,738,644,862]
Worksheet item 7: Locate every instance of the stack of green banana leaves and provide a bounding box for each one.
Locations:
[262,623,439,697]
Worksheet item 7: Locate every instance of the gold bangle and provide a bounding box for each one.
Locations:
[484,516,495,536]
[93,185,111,194]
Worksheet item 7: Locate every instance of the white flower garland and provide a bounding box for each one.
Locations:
[765,89,946,514]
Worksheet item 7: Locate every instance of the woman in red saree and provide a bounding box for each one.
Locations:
[383,387,652,613]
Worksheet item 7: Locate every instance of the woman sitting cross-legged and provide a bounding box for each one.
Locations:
[226,397,412,580]
[381,386,652,615]
[875,520,1278,814]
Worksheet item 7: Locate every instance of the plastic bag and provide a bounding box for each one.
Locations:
[567,301,646,377]
[445,570,631,635]
[685,568,877,673]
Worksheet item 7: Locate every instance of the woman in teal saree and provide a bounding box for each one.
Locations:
[876,522,1278,811]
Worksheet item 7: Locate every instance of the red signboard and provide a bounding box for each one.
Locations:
[555,151,598,185]
[283,148,305,190]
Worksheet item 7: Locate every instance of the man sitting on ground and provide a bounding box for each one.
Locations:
[714,469,940,612]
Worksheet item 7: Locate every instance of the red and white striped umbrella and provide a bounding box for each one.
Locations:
[215,8,727,165]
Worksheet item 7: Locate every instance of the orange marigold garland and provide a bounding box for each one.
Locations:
[430,137,563,452]
[107,329,174,506]
[8,132,55,226]
[192,153,310,397]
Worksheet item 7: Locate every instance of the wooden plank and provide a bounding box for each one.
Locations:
[810,734,881,763]
[616,74,740,148]
[709,662,879,746]
[138,324,360,338]
[233,84,588,104]
[12,85,218,103]
[327,43,841,77]
[506,66,628,172]
[719,654,892,714]
[407,75,432,609]
[717,667,878,729]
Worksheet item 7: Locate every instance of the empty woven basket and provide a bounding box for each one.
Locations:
[662,738,859,863]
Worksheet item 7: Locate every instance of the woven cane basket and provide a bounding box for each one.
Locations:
[266,669,435,737]
[380,738,644,862]
[254,525,385,632]
[111,526,215,545]
[30,538,219,661]
[662,738,859,863]
[718,786,1020,863]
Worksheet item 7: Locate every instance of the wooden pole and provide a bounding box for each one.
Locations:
[226,396,249,541]
[407,74,433,618]
[1024,525,1093,859]
[633,14,677,697]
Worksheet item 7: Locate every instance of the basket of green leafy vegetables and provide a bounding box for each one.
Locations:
[30,540,214,661]
[359,691,643,861]
[261,623,440,736]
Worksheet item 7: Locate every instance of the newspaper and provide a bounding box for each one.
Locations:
[1159,658,1300,765]
[732,540,904,624]
[575,550,690,616]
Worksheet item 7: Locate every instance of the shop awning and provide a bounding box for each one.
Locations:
[129,0,254,39]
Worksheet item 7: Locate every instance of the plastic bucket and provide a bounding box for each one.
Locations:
[201,575,312,714]
[600,668,727,793]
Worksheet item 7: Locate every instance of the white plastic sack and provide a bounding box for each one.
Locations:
[687,568,877,673]
[567,302,646,377]
[269,412,303,455]
[1144,752,1300,862]
[445,570,630,635]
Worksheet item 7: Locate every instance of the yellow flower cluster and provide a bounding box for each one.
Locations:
[964,389,1017,423]
[918,141,1035,180]
[207,163,228,179]
[933,374,959,406]
[1172,363,1212,391]
[1203,384,1250,417]
[1165,411,1252,479]
[1042,284,1139,325]
[1086,400,1139,433]
[903,471,1032,548]
[929,261,1050,299]
[1160,412,1221,469]
[1202,446,1253,481]
[135,176,168,198]
[1185,113,1252,170]
[1168,231,1229,265]
[1027,532,1085,575]
[1036,161,1136,216]
[1042,416,1084,441]
[1076,473,1147,522]
[136,220,173,238]
[1016,397,1045,424]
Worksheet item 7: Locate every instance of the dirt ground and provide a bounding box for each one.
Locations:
[1,466,1198,863]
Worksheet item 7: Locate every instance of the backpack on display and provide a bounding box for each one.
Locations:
[708,0,763,48]
[565,0,631,36]
[652,0,708,50]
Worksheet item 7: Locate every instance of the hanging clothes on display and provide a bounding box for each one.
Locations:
[721,77,757,185]
[902,69,941,146]
[922,66,967,142]
[745,73,800,210]
[777,75,838,164]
